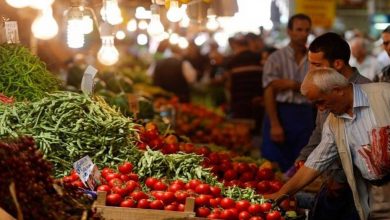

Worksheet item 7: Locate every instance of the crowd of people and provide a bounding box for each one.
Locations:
[148,13,390,220]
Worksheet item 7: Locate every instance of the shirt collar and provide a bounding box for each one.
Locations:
[337,84,368,120]
[348,67,360,83]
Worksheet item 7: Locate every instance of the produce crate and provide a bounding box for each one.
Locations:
[94,191,196,220]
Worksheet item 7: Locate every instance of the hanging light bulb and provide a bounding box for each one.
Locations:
[178,37,189,49]
[137,34,148,45]
[147,4,164,36]
[98,22,119,66]
[115,30,126,40]
[206,8,219,31]
[138,20,148,30]
[29,0,55,10]
[65,5,84,48]
[179,4,190,28]
[5,0,29,8]
[82,7,94,34]
[98,36,119,65]
[166,0,183,22]
[100,0,123,25]
[127,19,137,32]
[31,7,58,40]
[169,33,179,44]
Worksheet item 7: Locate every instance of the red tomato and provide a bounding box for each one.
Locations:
[177,203,185,211]
[145,177,158,189]
[171,179,185,187]
[235,162,250,173]
[118,162,133,174]
[128,173,139,181]
[162,191,175,204]
[188,179,202,190]
[259,202,272,213]
[209,197,221,208]
[153,181,168,191]
[269,180,283,193]
[220,209,235,220]
[207,213,220,219]
[195,194,211,206]
[250,217,264,220]
[71,180,84,188]
[248,204,262,215]
[120,199,135,207]
[150,200,164,209]
[125,180,139,193]
[196,207,211,217]
[101,167,114,178]
[228,208,239,219]
[220,197,236,209]
[238,211,252,220]
[266,210,281,220]
[224,169,238,181]
[151,190,165,200]
[165,204,178,211]
[210,186,222,197]
[168,183,183,192]
[137,198,150,209]
[236,200,251,212]
[195,183,211,195]
[120,174,131,182]
[243,181,257,189]
[105,173,121,182]
[279,199,290,211]
[131,191,148,201]
[106,193,123,206]
[175,190,189,203]
[240,171,255,182]
[257,181,271,194]
[257,168,274,181]
[112,185,129,197]
[208,152,220,164]
[97,184,111,193]
[108,178,123,188]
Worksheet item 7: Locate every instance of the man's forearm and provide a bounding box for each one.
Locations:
[264,85,280,126]
[278,165,321,196]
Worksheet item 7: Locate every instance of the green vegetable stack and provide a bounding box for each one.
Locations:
[0,43,60,101]
[0,91,141,177]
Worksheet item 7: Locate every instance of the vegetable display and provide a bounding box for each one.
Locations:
[0,43,60,101]
[0,91,140,177]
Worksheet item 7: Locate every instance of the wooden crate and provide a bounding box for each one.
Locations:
[94,191,196,220]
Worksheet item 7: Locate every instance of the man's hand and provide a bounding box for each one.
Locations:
[271,124,285,143]
[263,192,283,201]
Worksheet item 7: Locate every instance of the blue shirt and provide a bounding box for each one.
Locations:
[305,84,380,180]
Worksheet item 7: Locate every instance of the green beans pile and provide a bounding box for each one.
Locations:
[136,148,220,186]
[0,43,60,101]
[0,91,141,177]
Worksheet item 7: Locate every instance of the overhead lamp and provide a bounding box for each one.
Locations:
[31,7,58,40]
[147,4,164,36]
[65,3,85,48]
[100,0,123,25]
[97,22,119,66]
[206,8,219,31]
[137,34,148,45]
[127,19,137,32]
[81,7,95,34]
[179,4,190,28]
[166,0,183,22]
[178,37,189,49]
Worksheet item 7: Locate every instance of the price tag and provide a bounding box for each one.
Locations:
[81,65,98,95]
[73,156,101,190]
[1,21,20,44]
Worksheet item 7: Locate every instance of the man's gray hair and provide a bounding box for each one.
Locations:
[301,67,349,95]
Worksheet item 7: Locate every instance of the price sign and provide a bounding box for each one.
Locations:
[73,156,101,190]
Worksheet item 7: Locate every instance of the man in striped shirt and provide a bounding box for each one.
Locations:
[266,67,390,220]
[262,13,314,172]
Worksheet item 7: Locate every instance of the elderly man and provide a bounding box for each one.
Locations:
[266,67,390,220]
[381,26,390,82]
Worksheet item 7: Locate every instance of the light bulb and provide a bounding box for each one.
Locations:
[100,0,123,25]
[138,20,148,30]
[166,0,183,22]
[179,13,190,28]
[178,37,188,49]
[65,6,84,48]
[206,17,219,31]
[147,14,164,36]
[169,33,179,45]
[137,34,148,45]
[29,0,54,10]
[127,19,137,32]
[82,15,94,34]
[31,7,58,40]
[115,30,126,40]
[5,0,29,8]
[97,36,119,66]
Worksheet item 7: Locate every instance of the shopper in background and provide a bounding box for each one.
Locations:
[261,13,314,172]
[380,26,390,82]
[225,35,263,121]
[296,32,371,220]
[349,36,382,81]
[266,67,390,220]
[151,44,197,102]
[245,32,265,55]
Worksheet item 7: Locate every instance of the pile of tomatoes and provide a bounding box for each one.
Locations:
[62,161,290,220]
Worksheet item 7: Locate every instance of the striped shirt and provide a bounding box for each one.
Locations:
[305,84,380,180]
[262,45,310,104]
